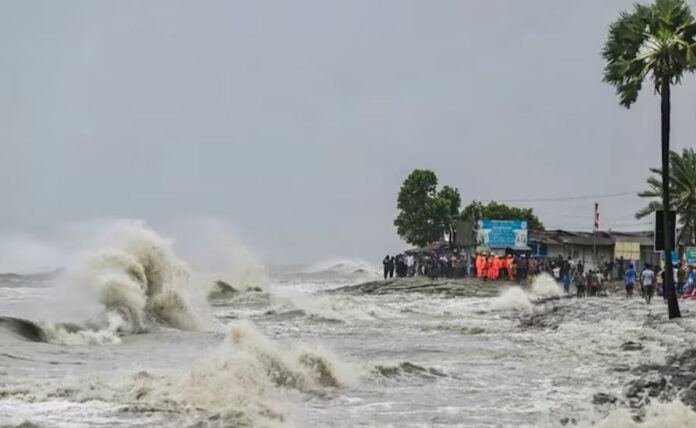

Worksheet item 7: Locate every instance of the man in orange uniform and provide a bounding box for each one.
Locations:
[506,255,514,281]
[476,254,483,278]
[487,256,498,281]
[482,255,491,281]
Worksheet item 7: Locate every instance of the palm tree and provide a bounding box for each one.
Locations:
[637,149,696,246]
[603,0,696,319]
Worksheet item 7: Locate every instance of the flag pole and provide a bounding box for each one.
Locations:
[593,202,599,269]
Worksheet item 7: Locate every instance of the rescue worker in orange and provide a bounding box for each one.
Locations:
[487,255,499,281]
[506,255,514,281]
[476,254,484,278]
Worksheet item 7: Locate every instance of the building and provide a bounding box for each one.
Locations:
[528,230,658,270]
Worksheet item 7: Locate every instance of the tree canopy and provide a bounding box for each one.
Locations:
[637,148,696,245]
[460,201,545,231]
[602,0,696,107]
[393,170,461,247]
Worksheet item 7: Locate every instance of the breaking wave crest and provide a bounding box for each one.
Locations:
[491,274,562,312]
[0,321,355,426]
[63,222,208,337]
[0,221,215,344]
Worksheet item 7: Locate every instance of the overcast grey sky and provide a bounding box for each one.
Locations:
[2,0,696,265]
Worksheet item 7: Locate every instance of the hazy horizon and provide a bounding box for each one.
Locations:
[2,0,696,268]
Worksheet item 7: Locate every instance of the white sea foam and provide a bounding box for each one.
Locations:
[582,401,696,427]
[491,287,533,311]
[1,321,355,427]
[530,274,563,299]
[269,289,392,322]
[491,274,562,312]
[66,220,210,333]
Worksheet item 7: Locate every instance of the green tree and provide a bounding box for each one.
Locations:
[460,201,545,231]
[637,148,696,245]
[603,0,696,318]
[393,170,461,247]
[434,185,462,243]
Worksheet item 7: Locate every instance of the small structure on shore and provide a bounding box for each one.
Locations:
[527,230,656,270]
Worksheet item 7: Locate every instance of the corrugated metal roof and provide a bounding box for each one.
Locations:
[529,230,654,247]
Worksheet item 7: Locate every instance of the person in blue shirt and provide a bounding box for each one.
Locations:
[563,273,571,295]
[624,264,637,298]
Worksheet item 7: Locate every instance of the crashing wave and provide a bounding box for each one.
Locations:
[491,274,563,312]
[0,321,355,426]
[0,221,215,344]
[207,279,265,300]
[66,223,206,334]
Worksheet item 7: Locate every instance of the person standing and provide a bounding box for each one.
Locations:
[588,270,599,296]
[577,271,587,298]
[677,263,686,296]
[687,268,696,295]
[388,256,395,278]
[476,254,484,278]
[383,255,391,279]
[641,264,656,303]
[406,254,415,277]
[528,256,538,281]
[506,255,514,281]
[608,259,616,281]
[624,264,637,298]
[519,256,528,281]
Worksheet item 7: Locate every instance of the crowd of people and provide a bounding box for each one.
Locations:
[382,252,696,302]
[382,253,468,279]
[382,252,582,283]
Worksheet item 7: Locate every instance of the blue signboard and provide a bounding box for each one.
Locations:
[660,251,678,264]
[477,220,528,249]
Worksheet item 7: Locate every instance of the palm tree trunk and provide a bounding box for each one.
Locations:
[662,79,681,319]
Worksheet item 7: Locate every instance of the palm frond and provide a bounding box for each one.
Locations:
[603,0,696,106]
[636,200,663,219]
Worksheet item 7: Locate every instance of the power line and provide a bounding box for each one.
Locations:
[483,191,639,204]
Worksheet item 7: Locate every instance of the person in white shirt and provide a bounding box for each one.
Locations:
[406,255,415,277]
[641,265,656,303]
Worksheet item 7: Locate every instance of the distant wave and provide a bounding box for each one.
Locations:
[372,362,447,380]
[0,269,63,287]
[302,258,380,276]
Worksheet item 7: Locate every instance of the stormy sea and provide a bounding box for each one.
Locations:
[2,222,696,427]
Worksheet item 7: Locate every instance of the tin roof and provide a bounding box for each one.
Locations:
[529,230,654,247]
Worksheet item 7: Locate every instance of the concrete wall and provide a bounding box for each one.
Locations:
[544,244,614,270]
